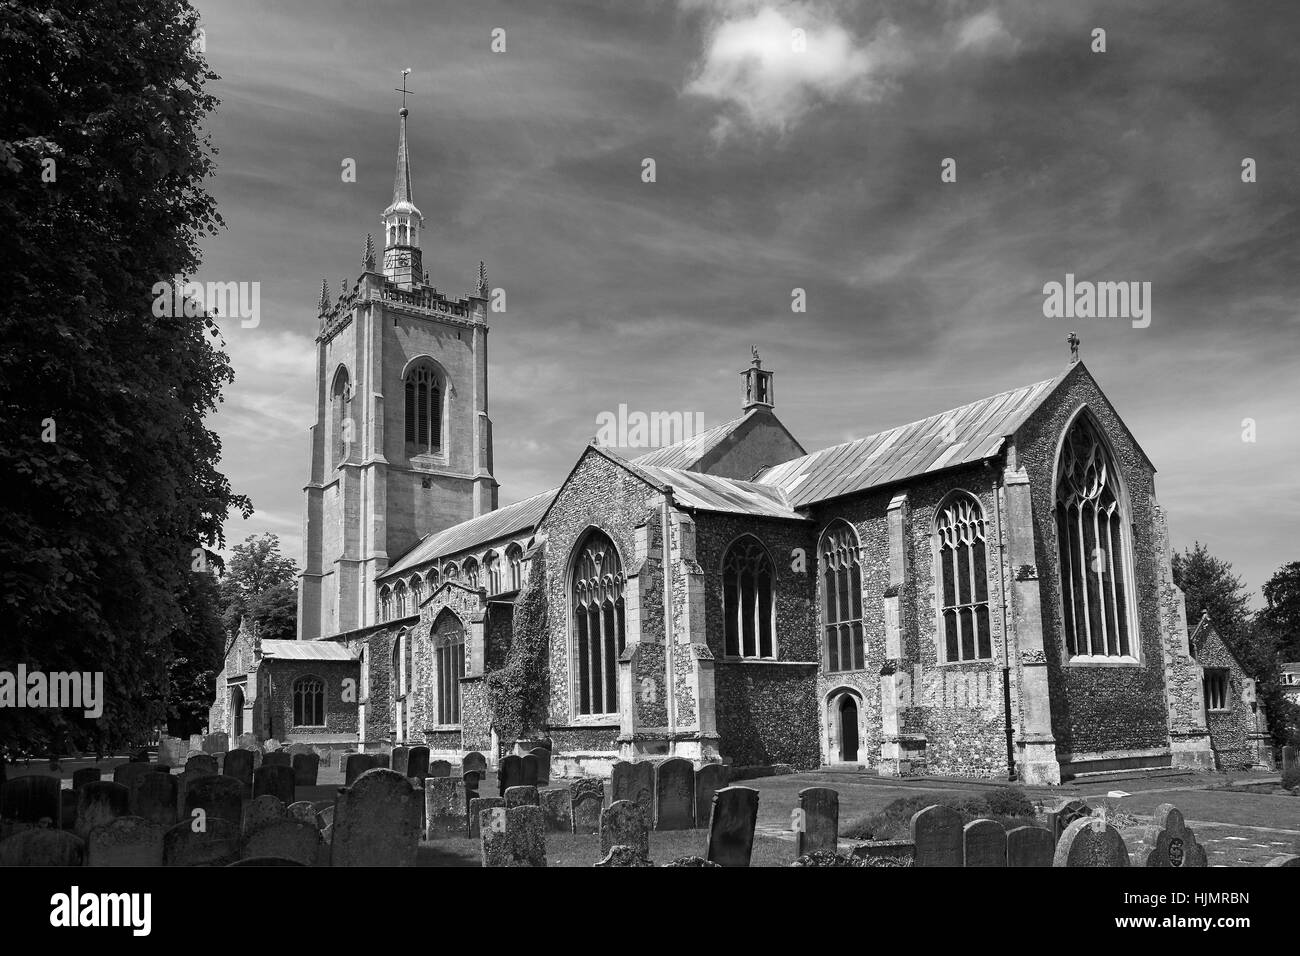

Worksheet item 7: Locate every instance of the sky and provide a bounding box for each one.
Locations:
[194,0,1300,605]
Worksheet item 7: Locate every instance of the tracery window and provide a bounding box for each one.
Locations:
[485,552,502,595]
[936,494,991,662]
[821,523,863,671]
[723,537,776,659]
[463,557,479,590]
[404,364,441,454]
[572,530,625,716]
[506,544,523,591]
[331,367,352,469]
[434,611,466,725]
[293,677,324,726]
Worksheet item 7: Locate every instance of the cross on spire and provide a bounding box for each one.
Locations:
[394,68,415,112]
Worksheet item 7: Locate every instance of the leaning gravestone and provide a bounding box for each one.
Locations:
[706,786,759,868]
[429,759,452,779]
[136,773,178,827]
[498,754,524,795]
[262,751,291,769]
[910,805,965,867]
[292,752,320,787]
[963,818,1007,867]
[540,788,573,834]
[344,753,372,787]
[253,764,296,804]
[1048,798,1091,843]
[222,749,255,793]
[530,748,552,786]
[462,751,488,775]
[242,819,320,866]
[611,760,654,826]
[469,797,505,839]
[655,758,695,831]
[72,767,102,791]
[570,778,604,836]
[1007,826,1056,868]
[75,781,131,840]
[183,774,243,826]
[163,818,240,867]
[87,816,166,867]
[1,774,62,826]
[1134,804,1207,868]
[601,800,650,860]
[505,785,540,808]
[694,763,730,828]
[0,829,85,866]
[797,787,839,856]
[425,778,466,839]
[331,769,421,867]
[1053,816,1131,867]
[242,795,288,837]
[407,746,431,781]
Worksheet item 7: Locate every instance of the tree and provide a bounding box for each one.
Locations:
[0,1,249,753]
[1258,561,1300,662]
[167,559,226,737]
[218,533,299,640]
[1171,542,1253,649]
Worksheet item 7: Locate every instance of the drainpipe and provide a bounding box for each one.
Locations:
[661,488,677,748]
[989,459,1015,779]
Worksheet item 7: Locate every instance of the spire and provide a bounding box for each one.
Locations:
[363,234,375,272]
[393,106,414,208]
[476,260,489,298]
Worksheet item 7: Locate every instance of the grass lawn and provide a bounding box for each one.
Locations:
[417,829,797,867]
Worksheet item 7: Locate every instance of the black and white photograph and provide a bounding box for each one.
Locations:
[1,0,1297,927]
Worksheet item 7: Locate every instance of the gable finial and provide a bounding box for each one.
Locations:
[318,277,330,314]
[363,233,376,271]
[477,260,489,298]
[751,344,761,367]
[1067,331,1080,364]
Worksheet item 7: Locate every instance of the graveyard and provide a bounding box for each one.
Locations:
[0,737,1296,867]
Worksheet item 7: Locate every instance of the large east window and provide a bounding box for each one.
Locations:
[434,611,465,725]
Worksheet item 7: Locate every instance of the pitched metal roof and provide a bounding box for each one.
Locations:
[756,375,1061,507]
[260,640,358,661]
[631,412,751,469]
[638,466,806,521]
[382,488,557,578]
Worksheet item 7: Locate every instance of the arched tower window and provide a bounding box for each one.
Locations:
[935,493,992,662]
[331,366,352,469]
[293,676,325,727]
[484,552,501,595]
[506,544,523,591]
[723,536,776,659]
[433,610,466,725]
[821,523,863,672]
[572,530,626,716]
[404,363,442,455]
[1055,412,1136,659]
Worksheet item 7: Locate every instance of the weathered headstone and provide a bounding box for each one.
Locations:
[1053,817,1131,867]
[87,816,165,866]
[0,828,84,866]
[540,788,573,834]
[262,738,281,753]
[242,794,289,836]
[253,764,296,804]
[201,732,228,755]
[1,774,62,826]
[596,845,654,867]
[706,786,759,867]
[694,763,730,828]
[428,759,452,779]
[331,769,421,867]
[344,753,372,786]
[529,748,552,786]
[242,819,320,866]
[157,736,186,768]
[1048,798,1091,844]
[75,781,131,840]
[655,758,695,831]
[287,801,319,828]
[498,754,524,795]
[183,774,243,826]
[910,805,965,867]
[292,752,320,788]
[797,787,839,855]
[468,796,505,839]
[425,778,467,839]
[611,760,654,825]
[407,746,431,780]
[132,772,176,827]
[370,751,391,769]
[262,751,291,769]
[601,799,650,860]
[163,818,240,866]
[390,747,410,780]
[1282,745,1296,772]
[72,767,102,790]
[1007,826,1056,867]
[462,751,487,776]
[222,749,255,792]
[505,785,540,808]
[963,818,1008,867]
[237,732,257,751]
[521,753,540,787]
[184,753,218,778]
[1134,804,1207,868]
[480,804,547,867]
[570,778,604,836]
[189,734,205,754]
[112,760,154,797]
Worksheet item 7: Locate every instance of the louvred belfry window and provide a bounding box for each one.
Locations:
[572,531,626,716]
[1055,413,1135,659]
[821,524,864,672]
[936,495,992,662]
[404,364,441,453]
[723,537,776,659]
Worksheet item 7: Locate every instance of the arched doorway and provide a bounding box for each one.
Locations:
[231,686,245,738]
[839,695,859,763]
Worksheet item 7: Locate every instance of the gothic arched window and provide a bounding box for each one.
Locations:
[506,544,523,591]
[1055,412,1136,659]
[331,366,351,469]
[433,610,465,725]
[935,494,991,662]
[463,557,479,589]
[484,552,501,595]
[393,580,408,618]
[444,563,458,582]
[404,363,442,455]
[723,536,776,659]
[428,567,440,589]
[378,585,391,621]
[572,530,626,716]
[821,523,863,672]
[410,573,424,610]
[293,676,325,727]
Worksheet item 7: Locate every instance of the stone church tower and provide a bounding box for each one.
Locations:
[297,104,498,641]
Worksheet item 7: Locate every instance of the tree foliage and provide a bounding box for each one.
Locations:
[0,1,248,753]
[218,533,299,640]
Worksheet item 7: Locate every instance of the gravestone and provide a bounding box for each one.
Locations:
[189,735,204,754]
[262,751,291,769]
[910,805,965,867]
[112,760,154,797]
[1134,804,1207,868]
[157,736,186,768]
[655,758,695,831]
[72,767,102,790]
[596,845,654,867]
[331,769,421,867]
[201,732,228,754]
[253,764,296,804]
[288,801,319,828]
[163,818,240,866]
[1,774,62,826]
[135,773,179,827]
[87,816,165,867]
[1007,826,1056,867]
[183,774,243,826]
[287,742,311,757]
[391,747,410,780]
[292,752,320,787]
[337,751,357,772]
[464,770,482,822]
[407,746,431,780]
[1053,817,1131,867]
[370,751,391,769]
[242,794,288,837]
[75,781,131,840]
[480,804,547,867]
[505,785,540,808]
[184,753,218,778]
[694,763,730,828]
[0,829,84,866]
[468,796,505,839]
[242,819,320,866]
[963,819,1008,867]
[540,788,573,834]
[344,753,372,787]
[262,738,281,753]
[462,751,487,775]
[706,786,759,867]
[600,800,650,860]
[425,778,467,839]
[498,754,524,795]
[611,760,654,825]
[529,748,552,786]
[1048,798,1091,843]
[222,749,255,792]
[428,759,452,779]
[521,753,540,787]
[570,778,604,835]
[797,787,839,856]
[237,732,257,751]
[1283,745,1296,772]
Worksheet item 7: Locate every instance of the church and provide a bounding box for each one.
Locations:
[211,105,1244,784]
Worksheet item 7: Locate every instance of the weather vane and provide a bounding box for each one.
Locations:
[394,68,414,110]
